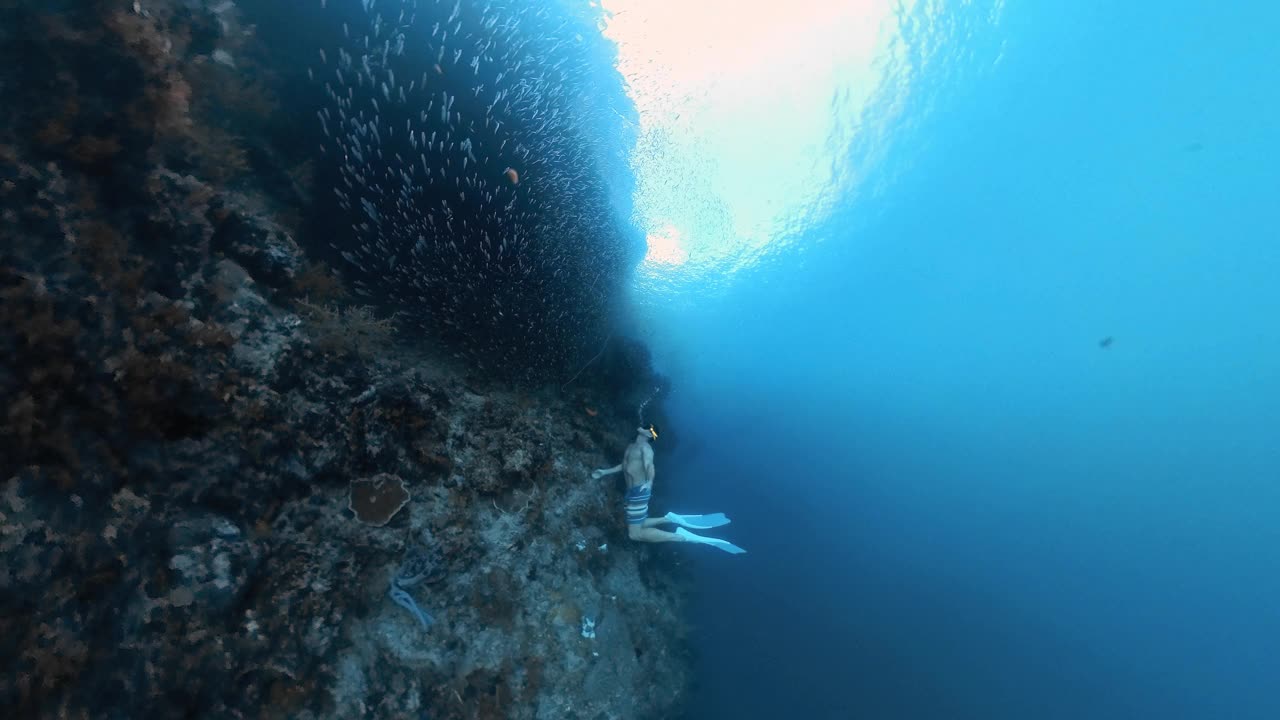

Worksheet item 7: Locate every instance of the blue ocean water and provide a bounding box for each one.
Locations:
[632,2,1280,718]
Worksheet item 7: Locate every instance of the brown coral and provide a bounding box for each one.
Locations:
[348,473,411,526]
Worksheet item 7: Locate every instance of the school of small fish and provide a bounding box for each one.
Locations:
[312,0,634,379]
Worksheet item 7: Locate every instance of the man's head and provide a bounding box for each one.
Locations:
[637,424,658,442]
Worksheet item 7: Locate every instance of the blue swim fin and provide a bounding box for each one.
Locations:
[664,512,731,530]
[675,527,746,554]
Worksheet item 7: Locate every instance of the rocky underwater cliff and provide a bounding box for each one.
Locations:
[0,1,689,718]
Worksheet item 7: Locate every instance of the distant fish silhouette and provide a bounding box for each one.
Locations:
[1098,336,1114,349]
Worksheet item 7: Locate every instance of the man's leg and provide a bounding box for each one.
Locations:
[629,524,685,543]
[628,522,745,553]
[643,513,731,530]
[626,486,686,542]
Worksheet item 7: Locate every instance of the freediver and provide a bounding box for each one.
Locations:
[591,425,746,554]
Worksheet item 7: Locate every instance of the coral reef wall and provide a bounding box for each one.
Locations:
[0,2,687,718]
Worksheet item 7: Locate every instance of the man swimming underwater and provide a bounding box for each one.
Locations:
[591,425,746,554]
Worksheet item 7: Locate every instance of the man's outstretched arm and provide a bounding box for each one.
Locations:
[591,465,623,480]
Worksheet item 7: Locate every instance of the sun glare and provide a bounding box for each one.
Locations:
[643,225,690,266]
[601,0,907,292]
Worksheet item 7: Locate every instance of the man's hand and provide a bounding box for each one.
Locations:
[591,465,621,480]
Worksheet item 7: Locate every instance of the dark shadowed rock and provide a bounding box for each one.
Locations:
[167,513,262,614]
[209,194,305,292]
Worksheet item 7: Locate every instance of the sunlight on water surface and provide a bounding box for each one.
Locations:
[602,0,930,298]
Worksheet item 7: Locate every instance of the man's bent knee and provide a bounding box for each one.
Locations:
[628,524,644,541]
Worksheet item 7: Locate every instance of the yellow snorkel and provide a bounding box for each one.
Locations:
[648,425,658,440]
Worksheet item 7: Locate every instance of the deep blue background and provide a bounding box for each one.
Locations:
[659,2,1280,718]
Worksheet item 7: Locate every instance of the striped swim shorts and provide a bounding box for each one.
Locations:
[625,484,652,526]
